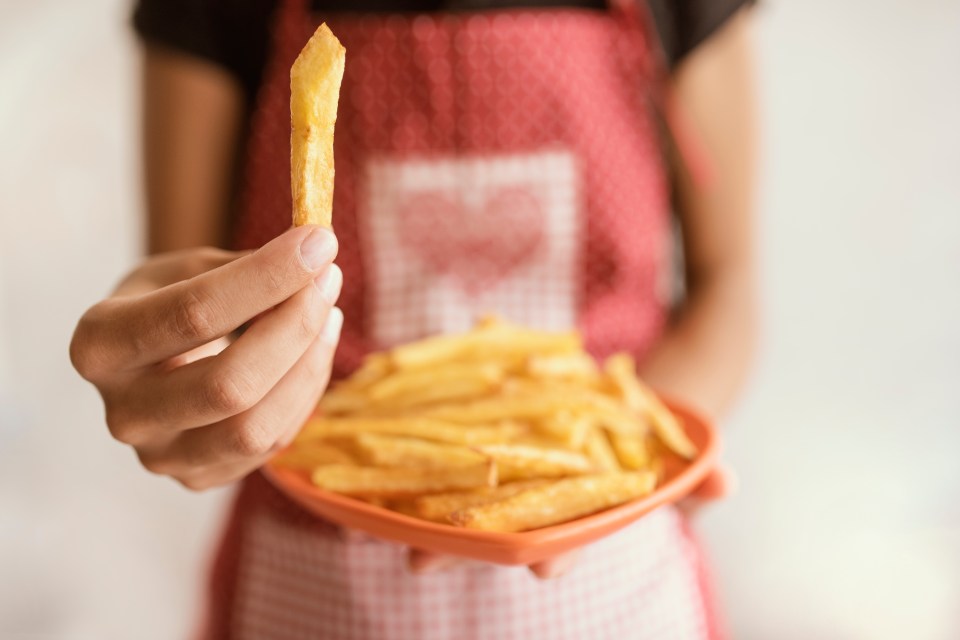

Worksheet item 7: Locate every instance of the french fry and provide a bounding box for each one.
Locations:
[290,24,345,228]
[296,416,526,446]
[342,353,393,390]
[450,472,656,532]
[604,354,697,459]
[584,427,621,472]
[423,388,643,436]
[311,463,496,498]
[391,322,581,369]
[349,433,489,469]
[525,353,600,381]
[271,441,354,471]
[535,411,592,449]
[412,481,548,522]
[605,429,649,471]
[367,362,503,401]
[317,388,370,415]
[477,444,594,480]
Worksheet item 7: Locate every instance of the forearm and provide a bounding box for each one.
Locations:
[639,264,757,420]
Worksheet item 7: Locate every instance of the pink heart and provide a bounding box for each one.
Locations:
[396,186,545,294]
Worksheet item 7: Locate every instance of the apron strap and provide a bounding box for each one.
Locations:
[610,0,716,191]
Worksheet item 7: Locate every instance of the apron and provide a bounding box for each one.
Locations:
[206,1,724,637]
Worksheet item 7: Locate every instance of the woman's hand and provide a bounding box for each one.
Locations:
[406,465,734,579]
[70,226,343,490]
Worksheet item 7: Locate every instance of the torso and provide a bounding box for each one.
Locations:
[207,1,720,637]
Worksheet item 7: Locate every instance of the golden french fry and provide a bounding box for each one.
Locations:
[317,388,370,415]
[476,443,594,480]
[423,388,643,436]
[450,472,656,532]
[341,353,393,390]
[534,411,592,449]
[271,441,354,471]
[413,481,548,522]
[290,23,345,228]
[605,429,649,471]
[604,354,697,459]
[349,433,488,469]
[525,353,600,381]
[311,463,496,498]
[367,362,503,401]
[296,416,525,446]
[584,427,621,472]
[391,322,581,370]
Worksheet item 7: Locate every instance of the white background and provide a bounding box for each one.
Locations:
[1,1,958,638]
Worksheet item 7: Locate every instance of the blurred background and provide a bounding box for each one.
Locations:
[1,0,958,638]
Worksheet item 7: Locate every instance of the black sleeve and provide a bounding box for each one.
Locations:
[132,0,278,103]
[647,0,754,67]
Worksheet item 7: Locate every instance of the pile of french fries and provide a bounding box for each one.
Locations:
[272,318,698,533]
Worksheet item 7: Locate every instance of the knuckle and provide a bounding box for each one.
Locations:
[253,244,298,293]
[69,306,110,379]
[104,403,140,446]
[136,449,175,477]
[174,289,216,341]
[176,475,213,492]
[298,292,326,339]
[202,366,259,415]
[230,422,276,458]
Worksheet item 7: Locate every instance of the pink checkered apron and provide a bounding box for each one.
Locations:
[206,0,724,637]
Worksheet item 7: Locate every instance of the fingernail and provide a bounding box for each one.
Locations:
[314,264,343,305]
[321,307,344,344]
[300,228,338,271]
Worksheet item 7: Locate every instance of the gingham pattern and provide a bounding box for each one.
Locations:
[231,479,707,640]
[209,0,722,638]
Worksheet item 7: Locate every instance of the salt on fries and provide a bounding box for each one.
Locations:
[290,23,345,228]
[272,318,699,533]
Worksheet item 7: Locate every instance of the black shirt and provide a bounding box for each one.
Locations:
[133,0,750,104]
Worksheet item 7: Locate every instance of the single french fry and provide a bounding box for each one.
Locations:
[476,444,594,480]
[584,427,621,472]
[604,354,697,459]
[271,441,354,471]
[342,353,393,390]
[367,362,504,401]
[296,416,525,446]
[317,388,370,415]
[391,323,581,370]
[413,481,548,522]
[525,353,600,381]
[290,23,346,228]
[349,433,488,469]
[311,463,496,498]
[450,472,656,532]
[534,411,592,449]
[605,429,649,471]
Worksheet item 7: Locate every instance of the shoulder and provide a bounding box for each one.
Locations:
[646,0,755,67]
[132,0,279,102]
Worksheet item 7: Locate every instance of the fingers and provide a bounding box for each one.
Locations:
[529,549,581,579]
[678,465,736,517]
[114,248,248,297]
[140,307,344,484]
[114,267,341,437]
[72,226,338,378]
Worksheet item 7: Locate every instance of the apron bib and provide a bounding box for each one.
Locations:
[205,1,723,638]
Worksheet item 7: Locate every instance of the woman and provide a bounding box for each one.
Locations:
[70,0,756,637]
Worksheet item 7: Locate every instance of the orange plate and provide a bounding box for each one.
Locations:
[263,398,718,566]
